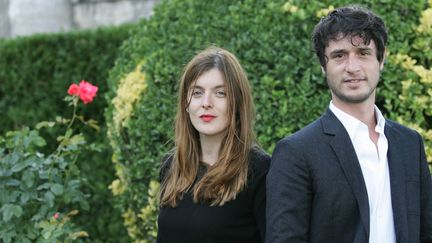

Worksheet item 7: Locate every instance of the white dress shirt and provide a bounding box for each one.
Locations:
[330,102,396,243]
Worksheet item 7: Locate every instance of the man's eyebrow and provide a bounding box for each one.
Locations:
[329,46,373,55]
[357,46,373,52]
[328,49,347,55]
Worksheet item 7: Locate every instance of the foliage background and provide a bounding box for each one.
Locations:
[0,26,132,242]
[0,0,431,242]
[105,0,432,241]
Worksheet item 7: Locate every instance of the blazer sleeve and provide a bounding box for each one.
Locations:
[266,138,312,243]
[419,134,432,242]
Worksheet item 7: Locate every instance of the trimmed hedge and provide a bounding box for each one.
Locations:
[0,26,132,242]
[105,0,431,241]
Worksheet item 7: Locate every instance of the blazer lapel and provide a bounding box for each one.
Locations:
[385,123,408,242]
[321,109,370,238]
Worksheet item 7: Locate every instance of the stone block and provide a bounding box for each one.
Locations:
[73,0,156,29]
[0,0,10,38]
[9,0,72,37]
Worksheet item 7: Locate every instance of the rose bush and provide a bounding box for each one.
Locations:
[0,81,98,242]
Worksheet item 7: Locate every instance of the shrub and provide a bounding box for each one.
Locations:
[384,2,432,163]
[0,82,98,242]
[0,26,132,242]
[105,0,430,241]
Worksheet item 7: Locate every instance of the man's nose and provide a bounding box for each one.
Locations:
[345,54,361,73]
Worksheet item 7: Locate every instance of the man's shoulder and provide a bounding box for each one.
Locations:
[276,117,324,146]
[385,118,420,138]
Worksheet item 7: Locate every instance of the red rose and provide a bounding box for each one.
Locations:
[67,80,98,104]
[53,212,60,220]
[78,80,98,104]
[67,83,80,96]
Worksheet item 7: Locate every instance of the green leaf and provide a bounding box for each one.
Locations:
[50,184,64,195]
[22,170,35,188]
[11,205,23,218]
[35,121,56,130]
[0,231,13,243]
[25,130,46,148]
[5,152,20,165]
[37,221,51,229]
[5,179,20,187]
[55,116,69,124]
[0,168,13,177]
[1,205,13,222]
[0,190,7,203]
[80,200,90,211]
[44,191,55,208]
[11,161,28,172]
[16,236,31,243]
[86,118,100,132]
[20,192,30,204]
[40,222,56,239]
[37,183,51,191]
[1,204,23,222]
[67,179,81,189]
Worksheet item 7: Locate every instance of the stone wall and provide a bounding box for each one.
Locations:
[0,0,159,39]
[0,0,10,37]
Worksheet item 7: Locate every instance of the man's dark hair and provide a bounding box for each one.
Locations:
[312,5,388,68]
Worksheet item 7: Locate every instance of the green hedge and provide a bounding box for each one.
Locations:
[0,26,133,242]
[105,0,431,241]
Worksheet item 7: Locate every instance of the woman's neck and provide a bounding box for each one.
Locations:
[199,133,224,166]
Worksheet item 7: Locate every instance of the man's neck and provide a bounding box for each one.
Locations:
[332,99,380,146]
[332,99,376,128]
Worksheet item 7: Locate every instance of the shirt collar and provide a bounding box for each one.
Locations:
[329,101,386,139]
[374,106,386,134]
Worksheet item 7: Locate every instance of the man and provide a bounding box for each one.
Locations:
[266,5,432,243]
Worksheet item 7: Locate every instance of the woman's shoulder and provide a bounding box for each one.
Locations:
[159,153,174,182]
[249,146,271,175]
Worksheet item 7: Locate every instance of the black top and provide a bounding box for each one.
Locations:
[157,148,270,243]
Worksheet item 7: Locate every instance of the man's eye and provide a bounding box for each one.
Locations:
[332,53,344,59]
[360,51,371,56]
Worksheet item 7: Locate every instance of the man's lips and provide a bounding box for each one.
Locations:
[200,115,216,122]
[344,78,366,83]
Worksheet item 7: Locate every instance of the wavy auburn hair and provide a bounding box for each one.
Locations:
[160,46,255,207]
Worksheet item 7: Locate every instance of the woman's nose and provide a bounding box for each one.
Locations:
[201,93,213,109]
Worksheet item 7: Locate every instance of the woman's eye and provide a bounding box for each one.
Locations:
[191,90,203,97]
[215,90,226,97]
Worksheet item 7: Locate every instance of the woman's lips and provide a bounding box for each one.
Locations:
[200,115,216,122]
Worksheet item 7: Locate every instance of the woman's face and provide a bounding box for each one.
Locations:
[187,68,229,139]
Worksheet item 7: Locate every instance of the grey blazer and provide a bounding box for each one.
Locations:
[266,109,432,243]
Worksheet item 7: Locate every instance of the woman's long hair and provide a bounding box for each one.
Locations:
[160,46,256,207]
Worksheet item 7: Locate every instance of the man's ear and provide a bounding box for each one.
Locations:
[380,48,387,71]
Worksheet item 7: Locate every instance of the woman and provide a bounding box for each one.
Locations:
[157,46,270,243]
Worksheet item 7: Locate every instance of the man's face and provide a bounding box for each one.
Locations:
[323,35,384,105]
